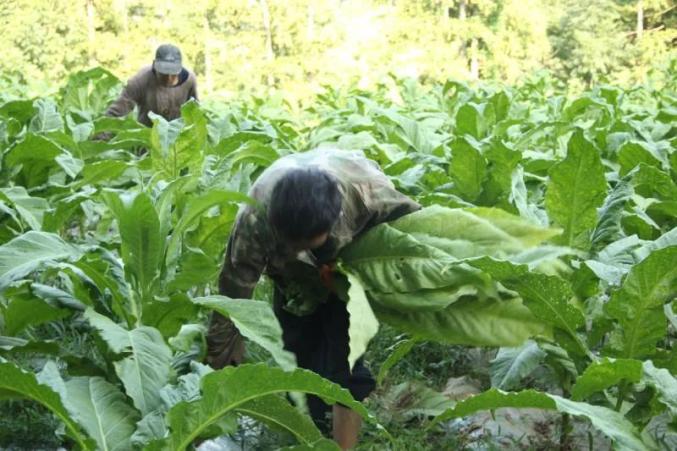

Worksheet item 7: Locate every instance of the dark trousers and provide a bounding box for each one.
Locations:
[273,291,376,432]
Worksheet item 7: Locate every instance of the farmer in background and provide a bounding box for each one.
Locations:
[207,148,420,449]
[105,43,198,126]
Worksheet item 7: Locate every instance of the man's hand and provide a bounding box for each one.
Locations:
[206,312,245,369]
[319,262,337,292]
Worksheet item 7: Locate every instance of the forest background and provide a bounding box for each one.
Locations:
[1,0,675,106]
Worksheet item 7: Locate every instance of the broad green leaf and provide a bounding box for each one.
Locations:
[377,338,416,385]
[571,358,643,401]
[155,364,373,450]
[164,190,250,281]
[340,223,482,293]
[144,294,201,339]
[471,259,586,355]
[193,296,296,370]
[430,388,648,451]
[618,141,663,176]
[545,130,607,250]
[64,376,141,451]
[510,165,549,226]
[104,191,162,302]
[490,341,546,390]
[235,394,323,444]
[590,179,633,251]
[642,361,677,417]
[227,140,279,168]
[480,141,521,205]
[3,293,70,336]
[5,134,64,187]
[0,362,94,450]
[605,247,677,359]
[0,231,83,289]
[344,272,379,371]
[449,137,487,201]
[150,102,206,179]
[455,103,485,139]
[0,186,49,231]
[29,98,63,133]
[391,206,560,255]
[372,296,547,348]
[631,163,677,200]
[85,309,172,416]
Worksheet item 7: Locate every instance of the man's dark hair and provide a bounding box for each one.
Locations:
[268,168,342,241]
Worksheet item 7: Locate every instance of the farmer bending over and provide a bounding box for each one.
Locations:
[207,148,420,449]
[105,43,198,127]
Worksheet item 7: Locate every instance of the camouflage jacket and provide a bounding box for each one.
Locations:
[218,148,421,316]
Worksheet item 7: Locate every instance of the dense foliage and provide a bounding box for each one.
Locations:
[1,0,675,102]
[0,67,675,449]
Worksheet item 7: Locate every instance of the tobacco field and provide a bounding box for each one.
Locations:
[0,68,675,450]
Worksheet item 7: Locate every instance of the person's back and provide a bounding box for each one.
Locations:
[105,44,198,126]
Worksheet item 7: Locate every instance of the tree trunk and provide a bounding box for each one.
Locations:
[470,37,479,79]
[636,0,644,40]
[458,0,469,75]
[86,0,96,66]
[258,0,275,86]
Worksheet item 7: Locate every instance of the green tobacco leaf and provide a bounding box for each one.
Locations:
[235,394,323,444]
[545,130,607,250]
[430,388,648,451]
[155,364,373,450]
[3,294,70,336]
[455,103,485,139]
[85,309,172,416]
[372,296,547,348]
[340,223,481,293]
[344,272,379,371]
[605,247,677,359]
[630,163,677,200]
[0,362,94,449]
[0,231,83,289]
[144,294,200,339]
[571,358,643,401]
[480,141,521,205]
[29,98,63,133]
[5,134,66,187]
[471,259,586,355]
[64,376,141,451]
[104,191,162,302]
[150,101,206,179]
[449,137,487,201]
[617,141,663,176]
[0,186,49,231]
[193,296,296,370]
[377,338,416,385]
[590,179,633,251]
[642,361,677,417]
[164,190,250,281]
[391,206,560,256]
[490,341,546,390]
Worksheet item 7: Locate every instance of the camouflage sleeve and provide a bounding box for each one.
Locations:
[218,207,267,299]
[361,174,421,227]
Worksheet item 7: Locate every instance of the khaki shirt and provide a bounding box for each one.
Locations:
[218,148,421,315]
